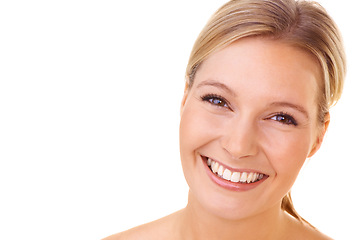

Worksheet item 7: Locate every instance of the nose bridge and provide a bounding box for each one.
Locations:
[221,115,259,159]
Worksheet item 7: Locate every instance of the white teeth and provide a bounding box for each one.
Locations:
[230,172,241,182]
[211,161,219,173]
[247,172,254,183]
[206,157,266,184]
[240,172,248,183]
[223,169,232,180]
[252,173,258,182]
[217,165,224,176]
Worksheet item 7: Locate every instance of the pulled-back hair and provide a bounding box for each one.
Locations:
[185,0,346,226]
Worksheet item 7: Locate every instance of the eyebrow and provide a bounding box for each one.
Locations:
[196,80,237,97]
[269,102,309,120]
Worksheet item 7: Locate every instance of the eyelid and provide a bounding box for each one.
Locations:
[200,93,231,109]
[269,112,298,126]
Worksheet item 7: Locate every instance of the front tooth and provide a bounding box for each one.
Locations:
[247,172,254,183]
[211,161,219,173]
[240,172,248,183]
[230,172,241,182]
[217,165,224,176]
[223,169,232,180]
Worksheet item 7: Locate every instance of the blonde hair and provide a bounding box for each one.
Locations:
[185,0,346,226]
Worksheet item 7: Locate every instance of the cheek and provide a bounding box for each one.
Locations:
[179,102,222,183]
[264,130,312,184]
[179,103,220,157]
[179,104,199,169]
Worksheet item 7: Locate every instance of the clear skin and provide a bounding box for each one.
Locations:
[103,38,332,240]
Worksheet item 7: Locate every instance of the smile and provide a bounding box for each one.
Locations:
[207,157,265,183]
[202,156,269,191]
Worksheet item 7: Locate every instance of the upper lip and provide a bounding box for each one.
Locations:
[201,155,268,175]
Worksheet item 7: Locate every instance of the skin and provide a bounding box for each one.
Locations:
[103,37,332,240]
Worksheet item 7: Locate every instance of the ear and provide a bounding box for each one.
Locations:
[307,113,330,158]
[180,80,190,115]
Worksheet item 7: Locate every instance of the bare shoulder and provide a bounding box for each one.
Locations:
[297,225,333,240]
[102,211,182,240]
[101,224,152,240]
[102,221,166,240]
[284,213,333,240]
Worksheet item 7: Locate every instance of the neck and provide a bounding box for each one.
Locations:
[178,191,287,240]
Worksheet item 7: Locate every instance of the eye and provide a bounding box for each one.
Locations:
[201,94,230,109]
[269,112,298,126]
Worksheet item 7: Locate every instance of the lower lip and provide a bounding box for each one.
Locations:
[202,158,268,192]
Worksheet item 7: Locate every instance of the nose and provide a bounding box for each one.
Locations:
[220,118,259,160]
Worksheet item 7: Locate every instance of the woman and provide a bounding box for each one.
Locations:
[104,0,345,239]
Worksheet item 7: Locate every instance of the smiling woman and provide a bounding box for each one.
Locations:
[180,38,327,230]
[103,0,345,239]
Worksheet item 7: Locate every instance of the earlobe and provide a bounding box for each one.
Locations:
[307,113,330,158]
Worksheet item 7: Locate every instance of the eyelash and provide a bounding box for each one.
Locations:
[200,94,298,126]
[201,94,230,109]
[269,112,298,126]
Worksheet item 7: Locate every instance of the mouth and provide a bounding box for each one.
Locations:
[201,155,269,191]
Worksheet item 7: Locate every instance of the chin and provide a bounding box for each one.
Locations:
[182,158,278,221]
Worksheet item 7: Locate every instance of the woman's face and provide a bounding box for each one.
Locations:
[179,37,326,220]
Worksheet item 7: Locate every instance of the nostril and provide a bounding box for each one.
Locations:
[220,123,259,160]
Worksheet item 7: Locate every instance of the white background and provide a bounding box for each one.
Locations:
[0,1,359,239]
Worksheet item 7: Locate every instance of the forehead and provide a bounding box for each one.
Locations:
[194,38,321,106]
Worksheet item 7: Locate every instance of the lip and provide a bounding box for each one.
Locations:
[201,155,268,192]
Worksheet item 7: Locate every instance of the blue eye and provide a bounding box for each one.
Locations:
[270,113,298,126]
[201,94,229,108]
